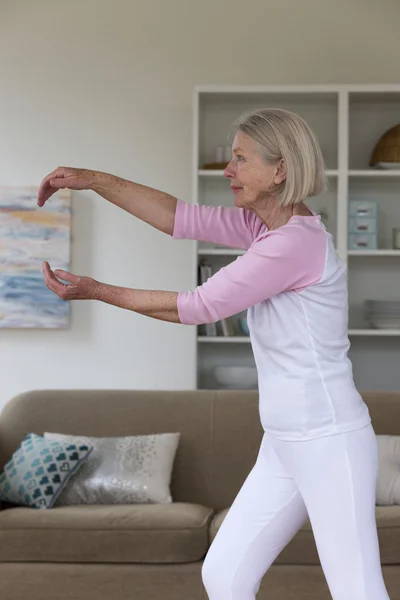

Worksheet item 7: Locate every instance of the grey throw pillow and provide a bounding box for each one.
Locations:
[376,434,400,505]
[44,432,180,505]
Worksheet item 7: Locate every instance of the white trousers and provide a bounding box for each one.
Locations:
[202,424,390,600]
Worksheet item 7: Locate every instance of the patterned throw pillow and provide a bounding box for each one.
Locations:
[44,432,180,505]
[0,433,93,509]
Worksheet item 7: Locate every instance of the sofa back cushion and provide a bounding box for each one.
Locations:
[0,389,399,511]
[0,389,262,510]
[361,391,400,434]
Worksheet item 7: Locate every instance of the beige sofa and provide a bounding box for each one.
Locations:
[1,389,400,600]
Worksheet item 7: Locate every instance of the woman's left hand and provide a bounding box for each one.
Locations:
[42,262,181,323]
[42,262,101,301]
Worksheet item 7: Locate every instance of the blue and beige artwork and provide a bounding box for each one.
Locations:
[0,187,71,328]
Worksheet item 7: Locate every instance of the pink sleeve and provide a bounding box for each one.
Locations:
[171,199,266,250]
[177,219,327,325]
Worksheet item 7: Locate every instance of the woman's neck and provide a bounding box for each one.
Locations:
[254,196,312,230]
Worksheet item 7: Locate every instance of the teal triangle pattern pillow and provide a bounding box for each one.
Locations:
[0,433,93,509]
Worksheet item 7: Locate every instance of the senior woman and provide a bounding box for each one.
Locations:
[38,108,390,600]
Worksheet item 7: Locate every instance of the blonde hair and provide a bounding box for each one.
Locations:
[231,108,327,206]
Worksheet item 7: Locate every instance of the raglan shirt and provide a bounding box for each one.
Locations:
[172,200,371,441]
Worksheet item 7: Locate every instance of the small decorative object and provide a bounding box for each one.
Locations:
[239,317,250,336]
[318,208,329,226]
[220,317,236,337]
[214,145,224,163]
[199,262,217,337]
[0,433,93,509]
[392,228,400,249]
[364,300,400,330]
[224,145,232,163]
[370,123,400,169]
[44,431,180,505]
[213,366,258,389]
[203,143,230,170]
[0,187,72,328]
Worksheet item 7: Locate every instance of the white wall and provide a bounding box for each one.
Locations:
[0,0,399,410]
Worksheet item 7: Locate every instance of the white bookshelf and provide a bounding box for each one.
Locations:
[191,84,400,390]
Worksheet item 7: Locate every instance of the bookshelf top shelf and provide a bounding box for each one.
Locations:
[198,169,400,178]
[196,84,400,94]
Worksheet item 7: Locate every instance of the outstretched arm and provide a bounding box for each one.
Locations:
[42,222,326,325]
[42,262,181,323]
[37,167,266,249]
[38,167,178,235]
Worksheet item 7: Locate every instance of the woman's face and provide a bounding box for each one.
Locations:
[224,131,285,209]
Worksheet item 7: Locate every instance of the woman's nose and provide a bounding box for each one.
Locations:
[224,161,235,178]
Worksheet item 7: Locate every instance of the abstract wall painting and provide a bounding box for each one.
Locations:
[0,187,71,328]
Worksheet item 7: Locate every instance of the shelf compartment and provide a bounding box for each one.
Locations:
[197,339,255,389]
[199,91,338,172]
[349,92,400,170]
[348,178,400,250]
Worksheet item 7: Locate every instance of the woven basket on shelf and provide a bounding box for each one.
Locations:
[370,123,400,166]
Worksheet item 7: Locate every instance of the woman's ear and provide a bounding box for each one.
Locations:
[274,159,286,185]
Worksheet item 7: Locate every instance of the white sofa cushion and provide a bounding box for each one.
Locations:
[376,435,400,505]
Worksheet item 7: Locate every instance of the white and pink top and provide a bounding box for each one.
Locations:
[172,200,371,441]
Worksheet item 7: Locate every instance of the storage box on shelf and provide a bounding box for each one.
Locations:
[348,200,378,251]
[347,174,400,255]
[192,85,400,391]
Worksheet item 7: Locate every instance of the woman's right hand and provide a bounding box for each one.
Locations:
[37,166,100,207]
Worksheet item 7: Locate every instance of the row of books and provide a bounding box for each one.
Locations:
[198,263,239,337]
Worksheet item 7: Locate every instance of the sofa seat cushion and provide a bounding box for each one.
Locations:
[210,506,400,565]
[0,502,213,564]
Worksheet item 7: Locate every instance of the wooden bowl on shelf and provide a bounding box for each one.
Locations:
[370,123,400,168]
